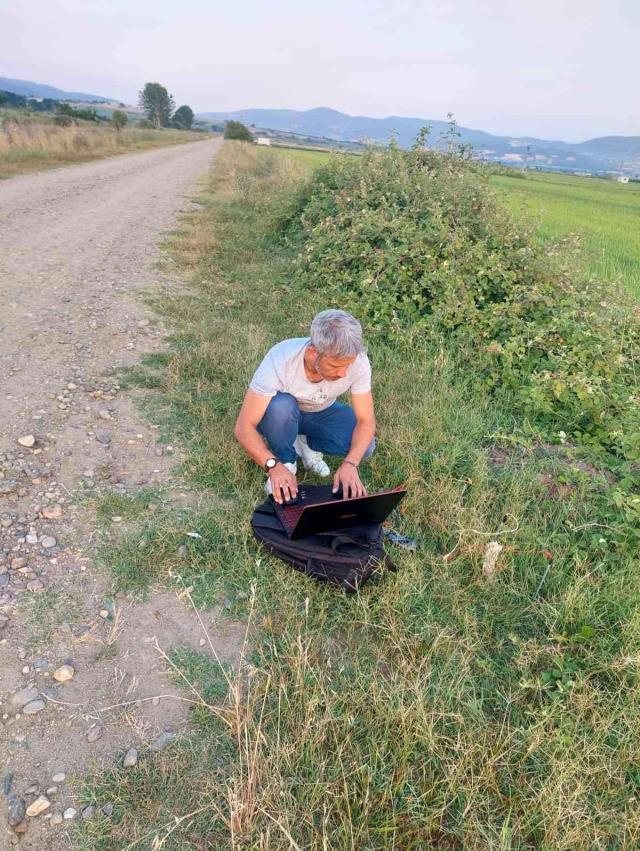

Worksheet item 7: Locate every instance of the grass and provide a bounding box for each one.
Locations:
[0,116,207,179]
[18,588,83,648]
[75,143,640,849]
[492,170,640,297]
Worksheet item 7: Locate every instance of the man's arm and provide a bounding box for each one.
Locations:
[234,390,298,503]
[333,391,376,498]
[345,391,376,466]
[234,389,275,468]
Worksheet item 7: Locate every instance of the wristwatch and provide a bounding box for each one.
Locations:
[264,457,279,472]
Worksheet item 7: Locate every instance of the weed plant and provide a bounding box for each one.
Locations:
[0,119,204,179]
[76,142,640,850]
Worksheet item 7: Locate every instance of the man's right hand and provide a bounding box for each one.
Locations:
[269,464,298,505]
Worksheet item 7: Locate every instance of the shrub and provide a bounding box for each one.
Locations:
[224,120,253,142]
[111,109,128,131]
[172,104,194,130]
[56,102,99,122]
[281,139,640,479]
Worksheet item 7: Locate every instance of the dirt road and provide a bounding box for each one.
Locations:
[0,138,243,847]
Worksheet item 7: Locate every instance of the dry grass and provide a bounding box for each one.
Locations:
[0,118,206,179]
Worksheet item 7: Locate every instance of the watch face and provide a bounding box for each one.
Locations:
[266,458,277,470]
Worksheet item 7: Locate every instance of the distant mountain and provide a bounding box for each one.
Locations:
[0,76,113,103]
[199,106,640,175]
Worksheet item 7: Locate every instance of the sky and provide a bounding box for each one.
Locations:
[2,0,638,142]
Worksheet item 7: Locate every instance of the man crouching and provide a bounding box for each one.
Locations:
[234,310,376,504]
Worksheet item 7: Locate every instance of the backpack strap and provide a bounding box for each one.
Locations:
[328,534,371,553]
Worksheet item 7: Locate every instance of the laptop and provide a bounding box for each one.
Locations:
[273,484,407,539]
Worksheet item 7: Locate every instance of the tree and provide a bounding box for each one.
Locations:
[138,82,175,128]
[111,110,128,132]
[224,120,253,142]
[172,105,194,130]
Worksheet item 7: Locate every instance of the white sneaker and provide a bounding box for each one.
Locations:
[294,435,330,477]
[264,461,297,496]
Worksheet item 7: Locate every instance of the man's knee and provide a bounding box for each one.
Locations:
[265,393,299,421]
[259,393,300,433]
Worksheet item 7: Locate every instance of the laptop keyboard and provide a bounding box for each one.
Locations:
[274,487,312,533]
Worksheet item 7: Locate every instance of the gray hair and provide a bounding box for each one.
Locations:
[310,309,366,358]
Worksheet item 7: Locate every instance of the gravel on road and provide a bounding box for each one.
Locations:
[0,138,244,848]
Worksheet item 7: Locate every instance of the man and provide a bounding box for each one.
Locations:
[235,310,376,505]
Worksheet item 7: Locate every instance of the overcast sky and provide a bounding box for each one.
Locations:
[2,0,637,141]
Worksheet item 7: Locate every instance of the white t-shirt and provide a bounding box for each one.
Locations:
[250,337,372,413]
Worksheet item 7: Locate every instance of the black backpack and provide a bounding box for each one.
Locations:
[251,490,397,592]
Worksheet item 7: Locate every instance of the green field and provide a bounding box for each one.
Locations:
[270,148,640,298]
[492,170,640,297]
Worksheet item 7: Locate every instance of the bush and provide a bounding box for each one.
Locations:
[111,109,128,131]
[56,102,99,122]
[53,114,73,127]
[224,120,253,142]
[172,104,194,130]
[136,118,154,129]
[281,140,640,480]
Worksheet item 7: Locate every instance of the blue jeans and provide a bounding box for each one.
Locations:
[258,392,375,465]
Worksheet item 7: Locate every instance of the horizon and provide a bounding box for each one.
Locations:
[2,76,636,146]
[3,0,638,142]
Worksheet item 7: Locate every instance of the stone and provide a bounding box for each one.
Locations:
[81,805,96,820]
[41,536,57,549]
[10,556,27,570]
[53,664,74,683]
[52,773,66,784]
[122,747,138,768]
[3,773,13,796]
[149,730,176,752]
[17,435,36,448]
[50,812,63,825]
[10,687,39,710]
[98,410,111,420]
[63,807,77,820]
[42,505,63,520]
[23,699,45,714]
[46,786,58,796]
[14,820,28,834]
[26,580,44,593]
[26,533,38,545]
[101,803,114,817]
[26,795,51,817]
[6,796,26,827]
[0,615,8,630]
[96,432,112,445]
[86,726,102,743]
[176,545,188,558]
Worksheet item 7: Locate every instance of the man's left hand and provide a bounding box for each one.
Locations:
[333,462,367,499]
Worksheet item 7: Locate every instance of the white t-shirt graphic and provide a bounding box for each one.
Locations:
[250,338,371,413]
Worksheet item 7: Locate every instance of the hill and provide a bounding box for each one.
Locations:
[199,106,640,175]
[0,76,113,103]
